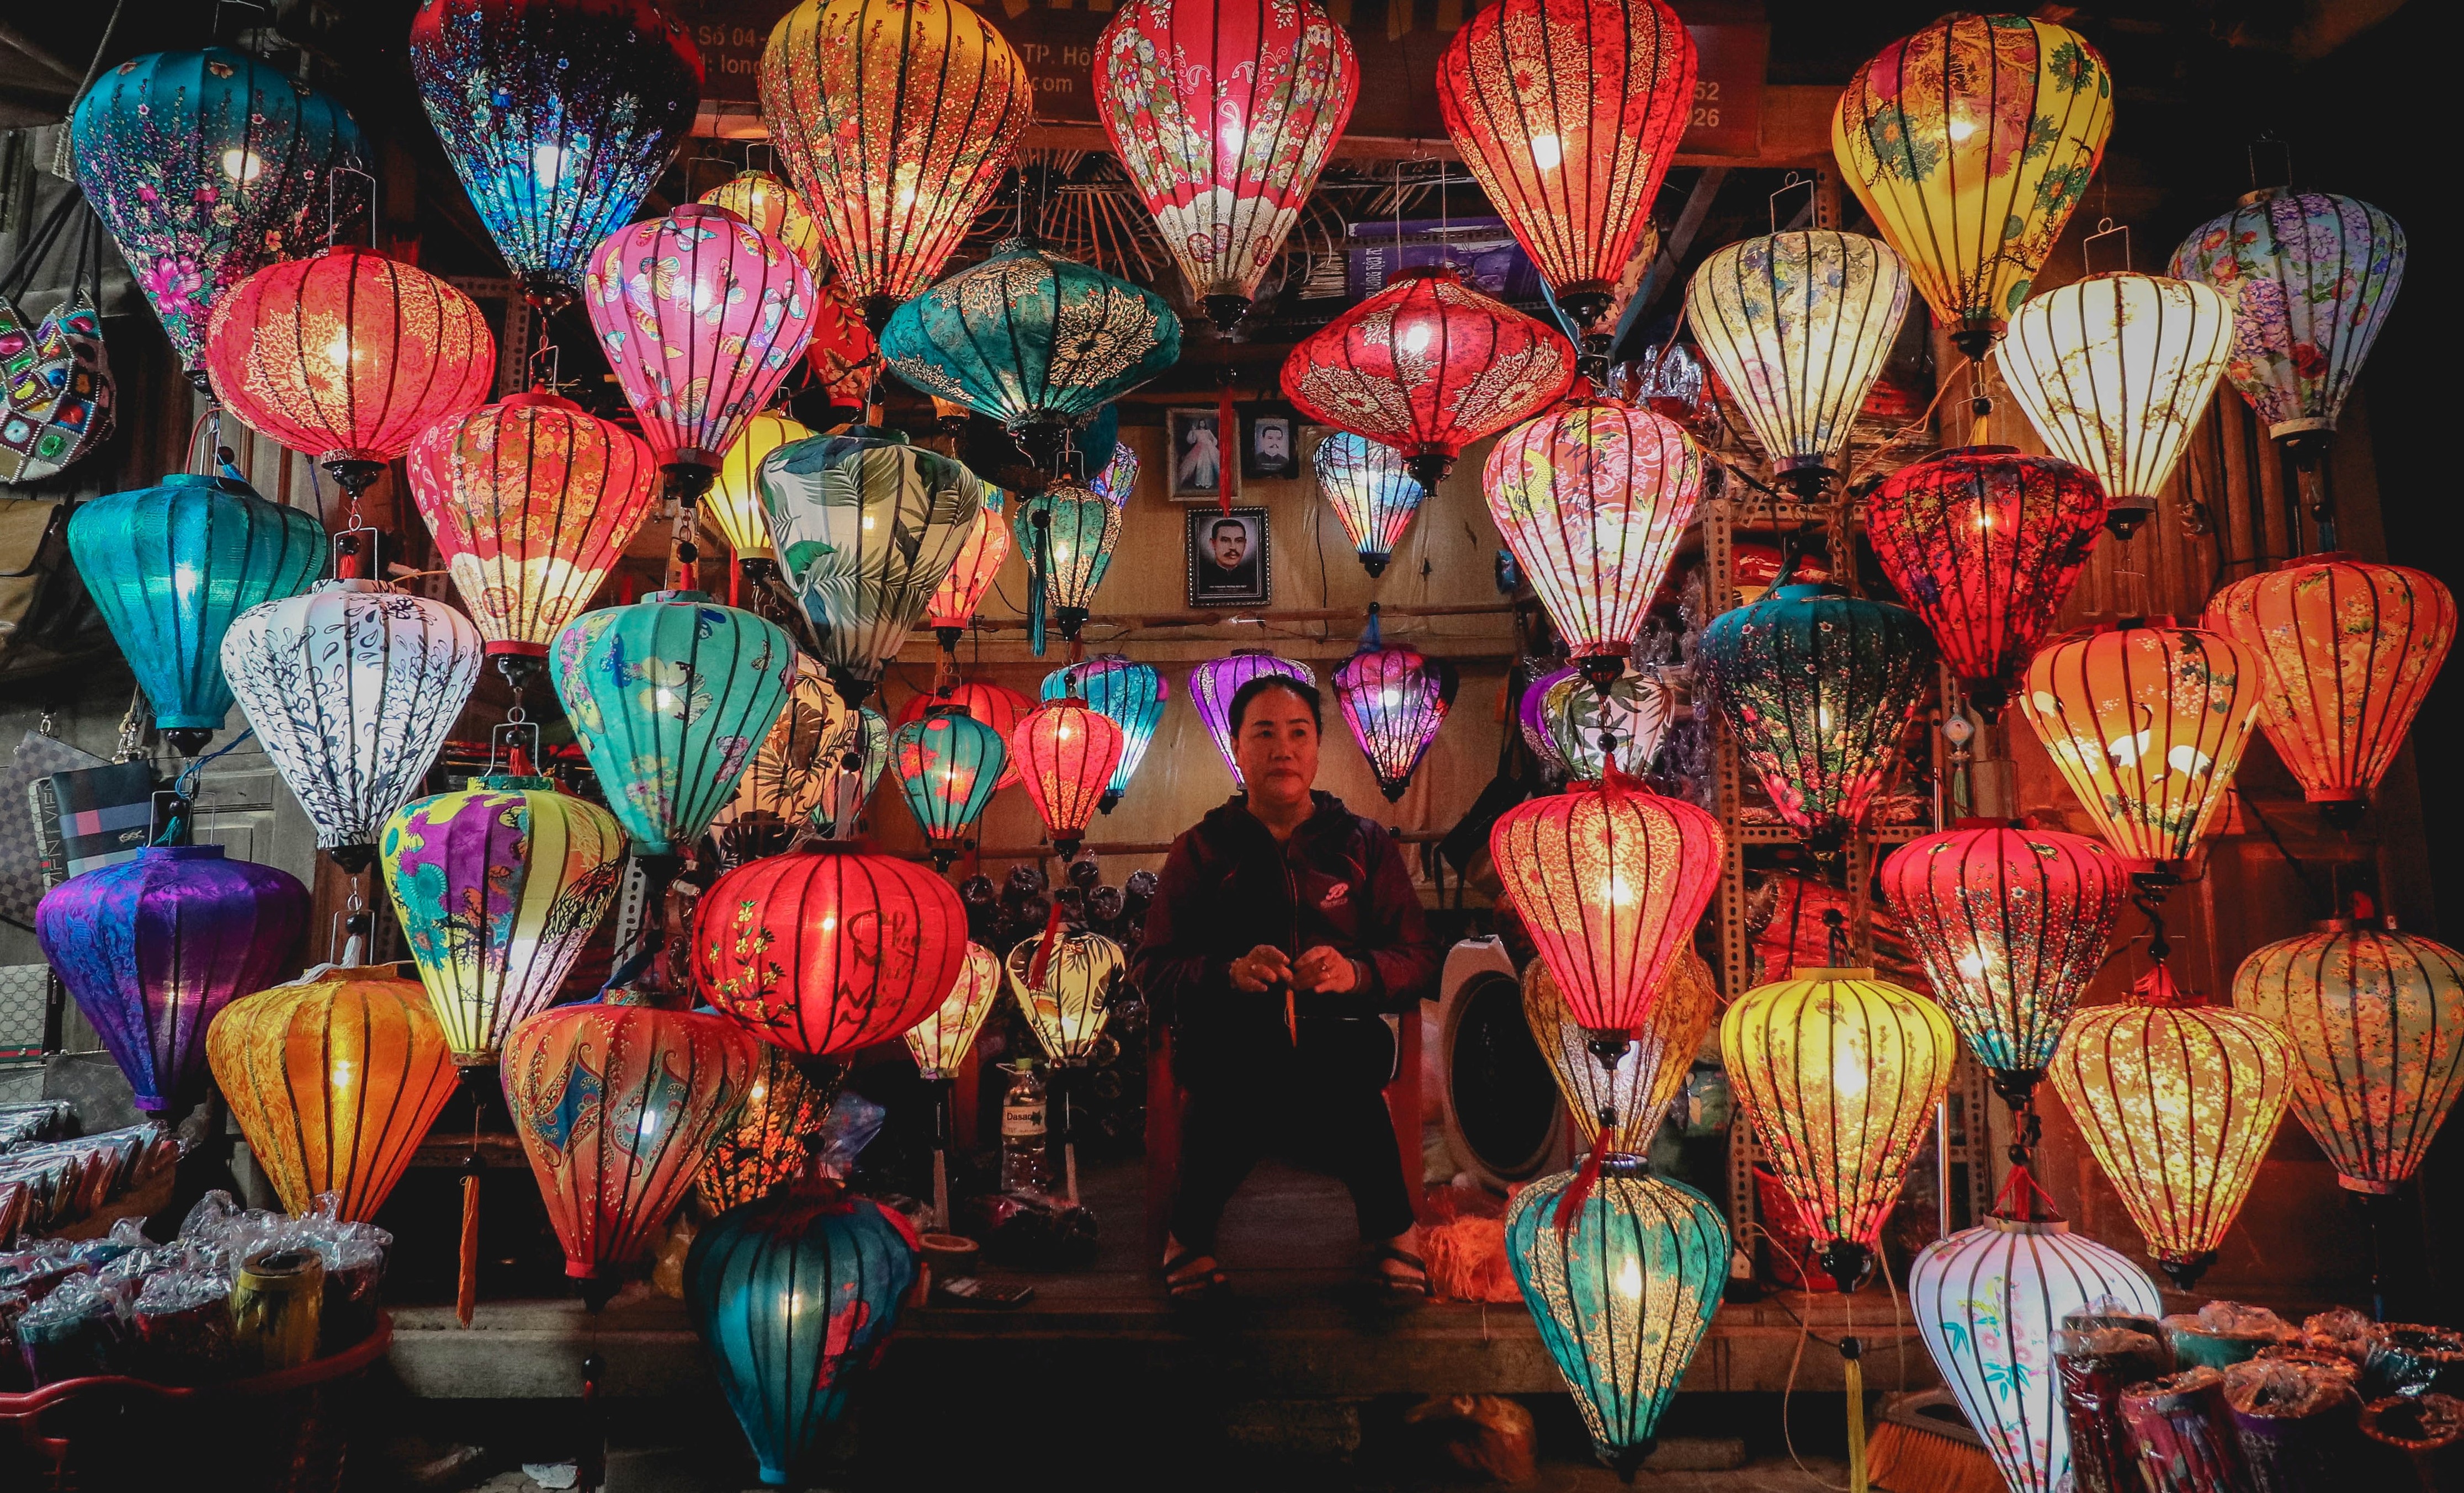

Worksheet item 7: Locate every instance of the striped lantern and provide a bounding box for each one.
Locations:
[1312,431,1424,577]
[1043,655,1166,812]
[1006,931,1125,1066]
[891,706,1008,870]
[1332,634,1454,803]
[1011,697,1125,861]
[1189,651,1315,785]
[693,1042,834,1214]
[907,942,1003,1081]
[1525,945,1718,1158]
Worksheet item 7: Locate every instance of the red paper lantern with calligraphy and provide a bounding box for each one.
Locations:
[1011,696,1124,861]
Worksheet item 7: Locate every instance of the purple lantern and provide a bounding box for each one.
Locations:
[35,845,307,1113]
[1520,663,1578,776]
[1331,614,1456,802]
[1188,650,1315,787]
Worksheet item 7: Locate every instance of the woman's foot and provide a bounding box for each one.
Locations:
[1160,1235,1230,1307]
[1363,1229,1431,1301]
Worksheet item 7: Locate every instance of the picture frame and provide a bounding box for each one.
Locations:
[1242,413,1299,480]
[1186,507,1271,608]
[1165,407,1225,500]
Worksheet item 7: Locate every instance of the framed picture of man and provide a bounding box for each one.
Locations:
[1244,413,1298,480]
[1186,507,1271,607]
[1166,408,1224,499]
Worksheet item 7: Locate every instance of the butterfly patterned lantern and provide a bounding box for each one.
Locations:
[694,1041,833,1213]
[894,681,1032,790]
[1332,626,1454,803]
[892,706,1007,869]
[1006,929,1125,1066]
[700,168,825,278]
[1526,946,1718,1158]
[1012,697,1125,861]
[907,942,1003,1080]
[1531,662,1676,780]
[709,412,813,579]
[1042,655,1165,812]
[925,488,1011,660]
[1313,432,1424,577]
[1012,482,1124,650]
[1189,651,1315,785]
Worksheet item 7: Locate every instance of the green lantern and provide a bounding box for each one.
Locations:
[65,472,326,755]
[549,591,797,859]
[879,238,1182,474]
[1012,482,1123,653]
[891,705,1007,870]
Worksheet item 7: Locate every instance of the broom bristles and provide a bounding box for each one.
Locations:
[1865,1419,2003,1493]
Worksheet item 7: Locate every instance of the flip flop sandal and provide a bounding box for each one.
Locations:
[1162,1248,1231,1308]
[1363,1245,1432,1301]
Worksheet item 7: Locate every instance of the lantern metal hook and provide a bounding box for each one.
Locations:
[1769,173,1817,235]
[2081,218,2131,276]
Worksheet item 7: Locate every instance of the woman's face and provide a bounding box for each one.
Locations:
[1234,688,1319,809]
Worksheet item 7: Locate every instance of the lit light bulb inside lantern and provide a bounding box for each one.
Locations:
[1615,1253,1643,1301]
[323,332,353,370]
[1400,321,1434,355]
[1947,115,1979,145]
[1955,950,1989,980]
[173,561,201,605]
[331,1058,355,1092]
[1832,1041,1871,1098]
[640,1106,662,1136]
[1530,134,1564,170]
[1220,120,1247,153]
[530,144,568,188]
[1603,873,1638,907]
[221,148,265,183]
[819,915,837,933]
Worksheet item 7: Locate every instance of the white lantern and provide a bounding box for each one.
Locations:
[1005,930,1124,1066]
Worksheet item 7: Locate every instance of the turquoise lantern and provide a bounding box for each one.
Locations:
[549,590,796,859]
[879,238,1182,474]
[1011,483,1123,654]
[891,705,1007,870]
[66,473,325,755]
[1042,654,1164,812]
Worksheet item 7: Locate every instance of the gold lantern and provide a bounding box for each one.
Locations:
[1005,930,1124,1066]
[707,412,814,577]
[906,942,1003,1081]
[1526,945,1718,1157]
[694,1041,834,1214]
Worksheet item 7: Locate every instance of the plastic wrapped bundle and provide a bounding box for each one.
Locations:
[2301,1308,2381,1364]
[2057,1319,2174,1493]
[2121,1368,2251,1493]
[129,1269,236,1383]
[2364,1324,2464,1400]
[2166,1300,2295,1369]
[2225,1357,2362,1493]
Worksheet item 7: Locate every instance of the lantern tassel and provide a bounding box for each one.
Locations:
[457,1155,482,1328]
[1028,508,1052,657]
[1843,1336,1869,1493]
[1553,1108,1618,1234]
[1027,897,1068,987]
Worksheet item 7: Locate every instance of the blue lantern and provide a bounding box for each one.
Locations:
[1042,653,1164,812]
[891,705,1007,870]
[66,473,326,755]
[71,48,364,380]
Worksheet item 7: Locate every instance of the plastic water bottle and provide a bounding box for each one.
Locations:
[1000,1059,1053,1196]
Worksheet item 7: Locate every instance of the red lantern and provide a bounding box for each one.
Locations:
[803,274,879,409]
[1011,696,1124,860]
[1867,445,2105,719]
[1437,0,1696,348]
[923,501,1013,663]
[693,843,969,1058]
[894,678,1032,789]
[1282,265,1576,490]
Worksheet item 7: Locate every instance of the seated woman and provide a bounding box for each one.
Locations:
[1128,672,1442,1303]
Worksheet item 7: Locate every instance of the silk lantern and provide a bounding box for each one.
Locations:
[1721,966,1957,1288]
[504,995,760,1302]
[1190,651,1316,784]
[551,591,798,858]
[1437,0,1695,350]
[760,426,987,704]
[1532,662,1676,781]
[1833,13,2115,353]
[1486,398,1702,684]
[205,248,497,501]
[804,275,881,408]
[1490,768,1722,1059]
[694,1042,833,1214]
[758,0,1032,326]
[2204,558,2454,827]
[1882,820,2128,1112]
[380,771,630,1065]
[2232,921,2464,1195]
[1866,445,2104,718]
[892,706,1007,869]
[819,706,891,837]
[222,580,485,872]
[1012,697,1125,860]
[709,412,813,577]
[1314,432,1424,577]
[1043,655,1166,811]
[209,966,458,1220]
[925,490,1012,658]
[65,471,324,754]
[694,844,970,1058]
[1519,665,1580,777]
[2048,961,2295,1289]
[1088,442,1139,509]
[895,681,1032,790]
[410,0,702,306]
[907,943,1002,1080]
[2018,619,2264,878]
[1698,584,1938,850]
[36,845,307,1114]
[1013,482,1124,647]
[700,169,824,278]
[1006,930,1124,1065]
[1332,628,1454,802]
[1507,1163,1727,1473]
[1283,266,1576,490]
[70,47,364,379]
[721,664,856,851]
[1526,947,1718,1157]
[1684,231,1911,497]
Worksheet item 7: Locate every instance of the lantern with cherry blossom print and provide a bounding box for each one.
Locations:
[892,706,1007,870]
[925,489,1012,661]
[1189,651,1314,785]
[1043,655,1165,812]
[1012,697,1125,861]
[1095,0,1357,334]
[1332,618,1454,803]
[1313,432,1423,577]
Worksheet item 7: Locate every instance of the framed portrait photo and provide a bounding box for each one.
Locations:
[1243,413,1299,480]
[1186,507,1271,608]
[1165,407,1225,500]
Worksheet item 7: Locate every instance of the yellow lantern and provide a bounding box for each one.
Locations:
[907,942,1003,1081]
[1995,271,2234,539]
[708,412,814,578]
[1719,966,1956,1289]
[1526,947,1718,1158]
[694,1040,833,1214]
[700,168,826,279]
[1005,930,1123,1066]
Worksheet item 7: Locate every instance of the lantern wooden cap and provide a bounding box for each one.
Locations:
[1788,967,1878,981]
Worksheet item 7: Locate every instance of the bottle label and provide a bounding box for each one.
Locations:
[1003,1104,1045,1136]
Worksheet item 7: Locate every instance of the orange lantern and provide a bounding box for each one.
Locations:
[694,1040,833,1214]
[1011,696,1124,860]
[923,494,1013,662]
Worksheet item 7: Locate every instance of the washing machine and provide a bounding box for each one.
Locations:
[1425,936,1567,1193]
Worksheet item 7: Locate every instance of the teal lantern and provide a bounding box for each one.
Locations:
[879,237,1182,473]
[66,472,325,755]
[549,590,796,859]
[1042,654,1165,813]
[891,705,1007,870]
[1012,483,1123,655]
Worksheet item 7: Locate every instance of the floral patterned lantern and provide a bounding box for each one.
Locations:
[1283,266,1575,491]
[693,1041,832,1213]
[1332,626,1454,802]
[1866,446,2104,719]
[1833,13,2114,354]
[1012,482,1124,648]
[700,168,825,278]
[2204,558,2454,828]
[1011,697,1125,860]
[1189,651,1316,785]
[892,706,1008,870]
[1698,585,1937,850]
[1437,0,1695,352]
[36,845,307,1114]
[1313,432,1424,577]
[1721,966,1957,1289]
[1486,399,1702,685]
[1043,655,1166,812]
[1095,0,1356,332]
[759,0,1032,327]
[907,943,1002,1080]
[1526,946,1718,1158]
[1531,662,1676,780]
[1088,442,1140,508]
[2017,619,2264,878]
[2232,920,2464,1195]
[802,275,881,410]
[719,663,856,852]
[70,47,364,380]
[709,412,813,578]
[410,0,702,307]
[925,488,1012,659]
[1518,665,1579,777]
[1006,930,1124,1065]
[894,681,1032,790]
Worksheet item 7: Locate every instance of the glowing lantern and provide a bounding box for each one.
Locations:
[1095,0,1356,333]
[1866,445,2104,718]
[2203,558,2455,827]
[64,472,324,755]
[700,169,824,278]
[410,0,702,307]
[1881,820,2128,1112]
[1720,966,1957,1288]
[550,591,798,858]
[693,844,970,1058]
[894,681,1032,790]
[1684,231,1911,497]
[1013,483,1125,646]
[1437,0,1694,350]
[70,47,364,379]
[380,772,630,1066]
[504,996,760,1301]
[1332,630,1454,802]
[1529,662,1675,781]
[36,846,307,1114]
[1507,1163,1726,1473]
[1011,697,1125,860]
[1043,655,1166,812]
[925,489,1012,658]
[1526,947,1718,1158]
[1283,266,1575,490]
[819,706,891,837]
[892,706,1008,869]
[1489,768,1722,1058]
[1486,399,1702,684]
[758,0,1031,326]
[908,943,1003,1080]
[1518,666,1578,777]
[1088,442,1140,508]
[694,1042,832,1213]
[2048,961,2295,1289]
[719,664,855,855]
[205,248,496,501]
[708,412,813,577]
[2017,619,2264,877]
[1189,651,1316,784]
[1006,930,1124,1065]
[2232,921,2464,1195]
[802,276,880,409]
[222,580,485,872]
[1698,585,1937,850]
[1314,432,1424,577]
[760,425,987,704]
[1833,13,2115,353]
